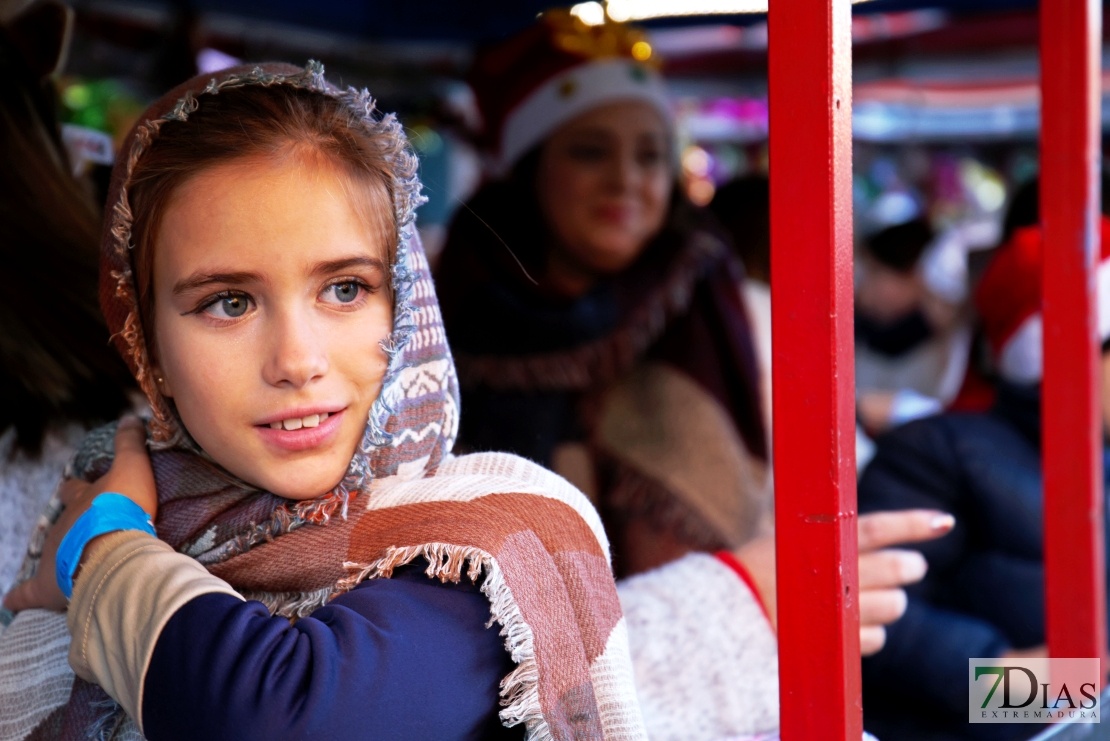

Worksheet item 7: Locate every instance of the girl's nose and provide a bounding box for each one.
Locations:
[261,310,329,388]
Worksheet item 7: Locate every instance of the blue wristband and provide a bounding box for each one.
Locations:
[55,493,156,599]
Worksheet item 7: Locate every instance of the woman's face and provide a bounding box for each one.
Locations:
[535,100,672,293]
[151,155,393,500]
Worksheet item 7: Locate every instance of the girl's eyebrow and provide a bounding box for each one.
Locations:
[171,257,387,296]
[311,256,388,276]
[172,271,259,296]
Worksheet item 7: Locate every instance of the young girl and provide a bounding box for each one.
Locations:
[0,61,644,740]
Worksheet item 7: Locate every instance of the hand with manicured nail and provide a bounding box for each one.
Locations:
[3,417,157,613]
[732,509,956,656]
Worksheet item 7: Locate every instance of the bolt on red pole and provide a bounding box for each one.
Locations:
[1040,0,1106,668]
[768,0,861,737]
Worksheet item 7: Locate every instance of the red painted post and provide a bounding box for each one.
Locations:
[768,0,860,737]
[1040,0,1106,667]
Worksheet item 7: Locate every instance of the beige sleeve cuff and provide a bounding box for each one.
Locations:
[66,530,243,733]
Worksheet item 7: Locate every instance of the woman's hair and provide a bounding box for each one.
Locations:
[709,174,770,283]
[0,22,133,456]
[127,84,398,345]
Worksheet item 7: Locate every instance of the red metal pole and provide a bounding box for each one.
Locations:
[1040,0,1106,667]
[768,0,860,736]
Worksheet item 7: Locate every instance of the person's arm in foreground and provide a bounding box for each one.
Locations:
[4,421,513,741]
[732,508,954,654]
[617,508,952,739]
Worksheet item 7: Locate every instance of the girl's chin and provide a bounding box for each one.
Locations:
[249,470,348,500]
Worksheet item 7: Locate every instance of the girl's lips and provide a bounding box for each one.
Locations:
[256,408,345,452]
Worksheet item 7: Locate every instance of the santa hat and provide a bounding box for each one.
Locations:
[973,217,1110,385]
[468,8,671,175]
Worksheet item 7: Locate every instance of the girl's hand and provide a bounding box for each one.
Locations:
[3,417,157,613]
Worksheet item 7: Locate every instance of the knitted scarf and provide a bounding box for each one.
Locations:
[0,62,643,741]
[436,180,770,565]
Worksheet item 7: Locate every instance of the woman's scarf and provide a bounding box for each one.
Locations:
[2,62,643,741]
[436,180,770,560]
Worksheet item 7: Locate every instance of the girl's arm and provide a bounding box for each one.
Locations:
[72,531,514,740]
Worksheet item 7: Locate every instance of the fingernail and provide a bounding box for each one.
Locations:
[930,513,955,531]
[119,415,143,429]
[899,551,928,581]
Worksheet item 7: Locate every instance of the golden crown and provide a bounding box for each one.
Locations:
[542,8,661,68]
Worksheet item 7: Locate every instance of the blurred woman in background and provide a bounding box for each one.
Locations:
[437,9,769,579]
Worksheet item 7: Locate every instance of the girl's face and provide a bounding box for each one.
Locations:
[151,155,393,500]
[535,100,671,294]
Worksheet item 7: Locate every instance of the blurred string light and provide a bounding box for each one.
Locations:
[570,2,606,25]
[682,145,715,206]
[631,40,653,60]
[682,145,711,178]
[960,159,1006,213]
[603,0,875,22]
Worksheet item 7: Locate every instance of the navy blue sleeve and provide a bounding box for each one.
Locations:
[141,562,523,741]
[864,594,1010,713]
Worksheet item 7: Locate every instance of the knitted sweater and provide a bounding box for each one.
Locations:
[0,425,84,601]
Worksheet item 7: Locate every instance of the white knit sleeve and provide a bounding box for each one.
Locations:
[618,552,780,740]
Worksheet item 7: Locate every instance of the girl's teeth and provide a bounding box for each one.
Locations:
[268,412,330,431]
